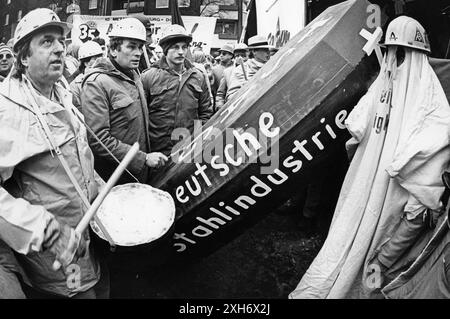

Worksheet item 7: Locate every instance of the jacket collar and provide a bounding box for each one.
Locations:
[0,75,72,114]
[155,56,196,73]
[247,58,266,69]
[86,57,140,83]
[220,59,234,68]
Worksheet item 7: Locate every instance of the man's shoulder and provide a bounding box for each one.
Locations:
[83,71,107,84]
[73,73,85,83]
[0,77,26,111]
[223,66,234,76]
[185,66,206,84]
[141,66,167,85]
[0,92,13,110]
[142,65,162,76]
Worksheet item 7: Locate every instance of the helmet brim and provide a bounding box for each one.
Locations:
[380,42,431,54]
[219,49,234,55]
[109,36,148,43]
[159,34,193,47]
[248,45,271,50]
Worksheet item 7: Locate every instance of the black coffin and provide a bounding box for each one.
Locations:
[150,0,382,261]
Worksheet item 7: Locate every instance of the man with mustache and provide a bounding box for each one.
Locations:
[141,24,213,158]
[81,18,168,185]
[226,35,271,101]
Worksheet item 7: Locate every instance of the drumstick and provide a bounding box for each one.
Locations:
[52,143,140,271]
[76,142,140,234]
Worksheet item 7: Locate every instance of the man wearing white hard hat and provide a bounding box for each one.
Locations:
[141,24,212,157]
[70,41,104,110]
[233,42,249,62]
[0,43,14,82]
[227,35,271,101]
[215,43,250,109]
[64,42,80,83]
[211,43,235,107]
[290,16,450,299]
[0,8,108,298]
[134,15,157,72]
[81,18,168,185]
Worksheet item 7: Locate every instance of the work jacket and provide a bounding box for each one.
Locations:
[81,58,151,184]
[0,75,100,297]
[215,66,235,109]
[211,60,234,96]
[69,72,84,111]
[227,58,265,101]
[141,57,213,155]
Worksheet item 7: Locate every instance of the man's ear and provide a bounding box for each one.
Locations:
[110,48,117,58]
[21,55,29,68]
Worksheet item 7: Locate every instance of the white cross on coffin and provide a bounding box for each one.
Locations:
[360,27,384,67]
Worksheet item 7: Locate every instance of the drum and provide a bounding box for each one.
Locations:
[90,183,176,271]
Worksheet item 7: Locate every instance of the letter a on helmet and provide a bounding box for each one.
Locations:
[414,28,424,43]
[13,8,71,53]
[382,16,430,53]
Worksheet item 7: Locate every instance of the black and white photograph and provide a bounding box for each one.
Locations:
[0,0,449,305]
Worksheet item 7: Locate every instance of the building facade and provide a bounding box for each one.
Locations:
[1,0,243,50]
[1,0,447,58]
[0,0,28,43]
[0,0,108,43]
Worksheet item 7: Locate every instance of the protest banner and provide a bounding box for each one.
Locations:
[71,14,217,53]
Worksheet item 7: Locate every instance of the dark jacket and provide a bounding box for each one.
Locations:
[81,58,151,184]
[141,57,213,155]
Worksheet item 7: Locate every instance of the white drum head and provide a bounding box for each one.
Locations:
[90,183,175,246]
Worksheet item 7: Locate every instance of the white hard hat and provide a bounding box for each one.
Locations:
[382,16,430,53]
[248,35,271,50]
[234,43,248,53]
[108,18,147,42]
[13,8,71,53]
[159,24,192,47]
[78,41,103,60]
[219,43,235,55]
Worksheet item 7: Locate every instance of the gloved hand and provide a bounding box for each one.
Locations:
[47,223,87,271]
[42,218,61,250]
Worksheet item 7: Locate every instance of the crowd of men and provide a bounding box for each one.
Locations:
[1,6,449,300]
[0,8,277,299]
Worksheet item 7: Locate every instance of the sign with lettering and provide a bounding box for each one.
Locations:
[71,14,217,53]
[256,0,306,48]
[150,0,383,261]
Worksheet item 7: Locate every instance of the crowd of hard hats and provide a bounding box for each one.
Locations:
[2,6,447,300]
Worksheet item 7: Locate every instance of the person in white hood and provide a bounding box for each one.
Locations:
[290,16,450,299]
